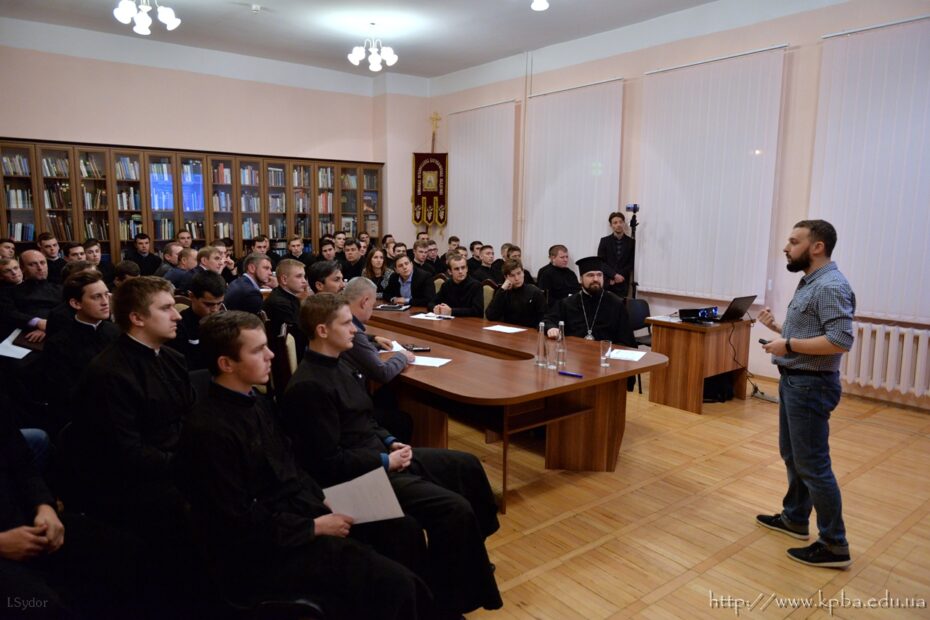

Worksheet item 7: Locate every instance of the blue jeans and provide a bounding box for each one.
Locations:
[20,428,50,472]
[778,371,848,553]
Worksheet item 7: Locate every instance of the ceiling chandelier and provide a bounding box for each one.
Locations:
[531,0,550,11]
[347,39,398,72]
[113,0,181,35]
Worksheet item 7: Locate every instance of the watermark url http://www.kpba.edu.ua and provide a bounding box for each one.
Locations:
[708,589,927,616]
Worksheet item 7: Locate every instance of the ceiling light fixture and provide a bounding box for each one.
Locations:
[531,0,550,11]
[347,26,398,72]
[113,0,181,35]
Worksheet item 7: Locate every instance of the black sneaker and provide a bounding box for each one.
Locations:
[787,542,851,568]
[756,513,809,540]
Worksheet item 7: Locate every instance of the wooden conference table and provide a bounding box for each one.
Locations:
[368,310,668,510]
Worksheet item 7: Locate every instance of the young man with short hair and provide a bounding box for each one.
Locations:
[177,310,429,618]
[83,238,115,286]
[164,247,197,293]
[471,245,501,284]
[332,231,347,262]
[37,232,64,283]
[307,259,345,294]
[126,233,162,276]
[196,245,225,275]
[429,255,483,317]
[339,238,365,280]
[505,244,535,285]
[154,242,182,278]
[383,255,434,307]
[536,244,580,307]
[466,240,483,274]
[262,258,309,353]
[316,238,336,263]
[0,237,15,259]
[63,242,86,263]
[166,270,226,371]
[283,294,503,619]
[0,257,22,286]
[112,260,140,287]
[286,234,313,268]
[175,230,193,249]
[225,253,273,314]
[597,211,635,298]
[486,259,547,328]
[411,239,435,274]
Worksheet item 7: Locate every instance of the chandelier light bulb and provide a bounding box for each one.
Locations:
[368,60,383,72]
[113,1,181,34]
[531,0,550,11]
[132,9,153,35]
[157,6,181,30]
[347,46,365,65]
[113,0,137,24]
[381,46,398,67]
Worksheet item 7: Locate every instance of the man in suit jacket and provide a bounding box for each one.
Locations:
[383,255,434,307]
[597,211,635,298]
[224,253,273,314]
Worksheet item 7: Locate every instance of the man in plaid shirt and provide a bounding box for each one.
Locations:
[756,220,855,569]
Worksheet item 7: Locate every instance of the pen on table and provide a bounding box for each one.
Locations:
[558,370,583,378]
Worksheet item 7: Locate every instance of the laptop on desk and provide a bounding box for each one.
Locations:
[710,294,757,322]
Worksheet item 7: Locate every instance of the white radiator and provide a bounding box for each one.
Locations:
[841,322,930,398]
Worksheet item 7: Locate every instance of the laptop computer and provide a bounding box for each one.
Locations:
[710,294,757,322]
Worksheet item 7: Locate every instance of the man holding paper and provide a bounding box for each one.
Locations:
[178,311,430,619]
[283,294,503,620]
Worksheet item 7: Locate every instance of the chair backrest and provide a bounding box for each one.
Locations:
[626,298,651,331]
[433,272,447,294]
[481,279,499,312]
[268,323,296,401]
[174,294,191,313]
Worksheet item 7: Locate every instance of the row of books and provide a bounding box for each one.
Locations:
[116,188,141,211]
[295,194,310,213]
[181,162,203,183]
[84,216,110,241]
[212,191,233,212]
[363,170,379,191]
[155,218,175,240]
[267,167,286,187]
[213,164,232,185]
[2,154,30,176]
[214,221,234,239]
[7,221,36,241]
[241,218,262,240]
[183,220,206,239]
[42,157,70,178]
[5,187,33,209]
[149,162,173,181]
[295,219,310,238]
[241,166,260,186]
[115,157,141,181]
[182,190,205,212]
[150,191,175,212]
[79,158,105,179]
[267,222,288,239]
[293,167,312,187]
[45,212,74,241]
[268,194,286,213]
[43,185,72,210]
[318,191,334,214]
[241,194,260,213]
[118,215,145,241]
[82,188,107,211]
[318,167,335,188]
[319,219,336,236]
[340,216,358,239]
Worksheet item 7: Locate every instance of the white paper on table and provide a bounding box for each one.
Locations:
[410,312,453,321]
[408,356,452,367]
[0,329,31,359]
[389,340,406,352]
[483,325,526,334]
[322,468,404,524]
[608,349,646,361]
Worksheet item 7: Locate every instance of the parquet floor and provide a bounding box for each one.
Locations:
[452,378,930,619]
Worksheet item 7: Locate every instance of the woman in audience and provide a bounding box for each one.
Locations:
[363,248,393,299]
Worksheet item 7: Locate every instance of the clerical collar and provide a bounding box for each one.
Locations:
[304,347,340,366]
[75,316,104,330]
[127,332,160,355]
[210,379,257,400]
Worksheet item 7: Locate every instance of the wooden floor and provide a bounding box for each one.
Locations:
[452,377,930,619]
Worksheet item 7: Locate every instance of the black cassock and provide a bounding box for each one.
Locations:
[282,349,503,618]
[544,288,635,346]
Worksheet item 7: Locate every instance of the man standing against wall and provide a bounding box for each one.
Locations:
[757,219,855,569]
[597,212,635,298]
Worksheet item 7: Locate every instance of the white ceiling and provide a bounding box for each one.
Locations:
[0,0,717,78]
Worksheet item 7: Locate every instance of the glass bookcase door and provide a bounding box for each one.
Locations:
[239,159,261,248]
[113,150,144,257]
[76,148,110,249]
[38,146,75,243]
[180,156,206,243]
[339,166,359,239]
[1,144,37,244]
[317,165,335,241]
[292,163,312,251]
[147,153,177,249]
[208,157,234,243]
[265,161,287,254]
[362,167,380,239]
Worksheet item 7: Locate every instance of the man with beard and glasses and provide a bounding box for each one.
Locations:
[543,256,634,349]
[755,220,855,569]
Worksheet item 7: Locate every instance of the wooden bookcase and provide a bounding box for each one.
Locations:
[0,139,382,262]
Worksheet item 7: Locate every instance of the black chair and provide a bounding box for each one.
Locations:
[625,298,652,394]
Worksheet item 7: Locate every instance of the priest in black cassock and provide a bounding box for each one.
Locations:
[544,256,635,348]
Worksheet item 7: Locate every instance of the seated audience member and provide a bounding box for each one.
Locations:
[224,253,274,314]
[428,255,483,317]
[154,242,182,278]
[504,245,536,285]
[37,233,65,284]
[164,247,198,293]
[597,211,635,298]
[45,260,99,336]
[391,242,408,269]
[536,244,580,307]
[126,233,162,276]
[316,238,337,263]
[357,231,371,252]
[339,238,366,280]
[166,270,226,371]
[247,235,280,270]
[426,240,445,273]
[195,245,225,275]
[489,243,511,282]
[282,294,503,619]
[362,248,392,299]
[411,239,435,275]
[383,241,397,268]
[214,239,239,283]
[262,258,309,354]
[446,236,461,255]
[285,234,314,268]
[175,230,193,249]
[471,245,502,285]
[83,238,115,287]
[0,257,22,287]
[308,259,346,294]
[0,237,15,259]
[0,249,61,342]
[381,233,395,249]
[112,259,140,288]
[41,272,119,433]
[466,240,483,274]
[544,256,635,348]
[383,255,434,307]
[177,311,430,619]
[63,242,86,263]
[332,231,347,263]
[485,259,546,328]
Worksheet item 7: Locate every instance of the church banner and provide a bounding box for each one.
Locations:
[412,153,447,228]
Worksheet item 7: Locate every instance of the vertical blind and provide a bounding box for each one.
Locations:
[809,19,930,323]
[447,102,516,253]
[521,80,623,276]
[637,49,785,300]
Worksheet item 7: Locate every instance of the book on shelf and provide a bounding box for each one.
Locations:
[41,156,70,178]
[240,193,260,213]
[295,193,310,213]
[317,191,333,214]
[292,167,311,187]
[267,167,285,187]
[79,157,104,179]
[181,162,202,183]
[267,222,287,239]
[363,170,379,190]
[46,212,74,241]
[8,221,36,242]
[151,191,174,212]
[183,189,204,212]
[149,162,172,181]
[268,194,286,213]
[156,217,175,240]
[213,163,232,185]
[115,157,140,181]
[317,167,334,188]
[241,217,260,240]
[43,183,72,211]
[84,216,110,241]
[214,221,232,239]
[1,154,30,176]
[117,186,140,211]
[82,188,107,210]
[4,186,33,209]
[184,220,206,239]
[119,213,144,241]
[240,166,259,186]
